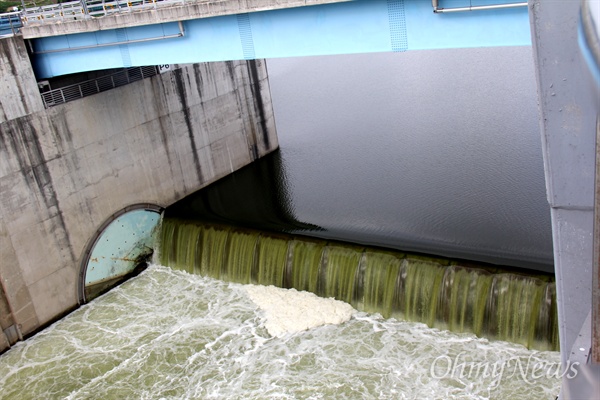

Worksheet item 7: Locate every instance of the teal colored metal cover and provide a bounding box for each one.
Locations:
[84,209,161,287]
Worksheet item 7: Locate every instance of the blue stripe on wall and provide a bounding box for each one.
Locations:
[387,0,408,52]
[116,28,132,67]
[237,13,255,60]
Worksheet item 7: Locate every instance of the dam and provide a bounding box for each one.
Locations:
[0,0,599,398]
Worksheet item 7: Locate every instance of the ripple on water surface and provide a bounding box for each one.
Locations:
[0,266,561,399]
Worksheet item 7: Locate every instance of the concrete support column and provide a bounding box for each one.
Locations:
[529,0,598,363]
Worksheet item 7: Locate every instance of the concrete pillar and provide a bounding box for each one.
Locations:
[529,0,598,363]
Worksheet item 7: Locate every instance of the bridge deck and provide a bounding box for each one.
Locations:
[20,0,352,39]
[24,0,532,78]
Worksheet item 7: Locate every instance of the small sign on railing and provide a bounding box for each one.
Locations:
[158,64,171,74]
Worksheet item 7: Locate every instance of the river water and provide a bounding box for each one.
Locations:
[265,48,553,271]
[0,266,561,399]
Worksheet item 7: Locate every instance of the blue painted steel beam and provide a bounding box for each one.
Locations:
[31,0,531,78]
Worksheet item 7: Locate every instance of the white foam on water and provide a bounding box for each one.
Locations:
[245,285,356,337]
[0,266,562,400]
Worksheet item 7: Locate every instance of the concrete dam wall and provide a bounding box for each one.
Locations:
[0,36,278,351]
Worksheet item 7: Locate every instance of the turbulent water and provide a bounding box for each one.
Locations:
[0,266,561,399]
[160,219,558,351]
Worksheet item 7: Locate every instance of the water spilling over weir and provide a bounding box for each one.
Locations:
[159,218,559,351]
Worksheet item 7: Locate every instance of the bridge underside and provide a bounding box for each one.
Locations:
[28,0,531,78]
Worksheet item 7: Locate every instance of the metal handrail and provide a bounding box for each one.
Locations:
[41,65,158,108]
[431,0,527,13]
[0,0,226,26]
[32,20,184,54]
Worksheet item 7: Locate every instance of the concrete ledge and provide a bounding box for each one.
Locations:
[21,0,352,39]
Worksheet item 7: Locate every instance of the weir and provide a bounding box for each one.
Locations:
[159,218,559,351]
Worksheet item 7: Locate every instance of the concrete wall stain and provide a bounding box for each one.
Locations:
[247,59,271,151]
[225,60,259,161]
[48,112,86,192]
[0,38,43,122]
[0,281,16,345]
[173,68,204,184]
[192,63,204,98]
[152,75,182,198]
[0,40,28,117]
[5,117,76,263]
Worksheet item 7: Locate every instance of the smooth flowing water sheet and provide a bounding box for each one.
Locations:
[0,266,561,399]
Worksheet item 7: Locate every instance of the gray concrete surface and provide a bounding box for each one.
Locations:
[529,0,598,366]
[0,38,44,122]
[0,35,278,351]
[21,0,352,39]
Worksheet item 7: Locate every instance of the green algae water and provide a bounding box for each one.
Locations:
[0,266,562,399]
[159,218,559,352]
[0,218,560,398]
